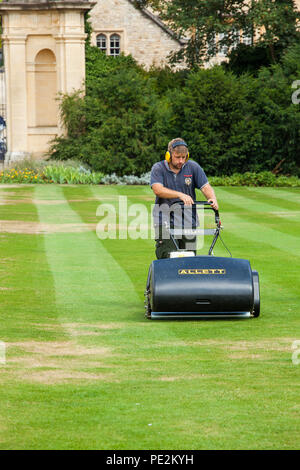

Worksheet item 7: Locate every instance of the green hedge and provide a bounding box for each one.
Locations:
[166,46,300,176]
[49,38,300,177]
[209,171,300,187]
[49,45,170,176]
[100,170,300,187]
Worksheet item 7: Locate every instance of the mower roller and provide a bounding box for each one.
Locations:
[145,201,260,320]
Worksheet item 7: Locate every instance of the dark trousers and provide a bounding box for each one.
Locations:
[155,226,197,259]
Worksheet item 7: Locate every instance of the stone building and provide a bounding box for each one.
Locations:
[0,0,96,162]
[89,0,185,69]
[0,0,185,162]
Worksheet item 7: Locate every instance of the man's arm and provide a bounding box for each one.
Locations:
[201,183,219,210]
[152,183,194,206]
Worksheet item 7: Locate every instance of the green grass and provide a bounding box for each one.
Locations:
[0,184,299,450]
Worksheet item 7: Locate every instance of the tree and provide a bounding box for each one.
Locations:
[50,42,171,175]
[137,0,300,68]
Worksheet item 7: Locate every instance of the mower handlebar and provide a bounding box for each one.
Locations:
[178,200,213,206]
[194,201,213,206]
[196,201,219,216]
[178,200,221,227]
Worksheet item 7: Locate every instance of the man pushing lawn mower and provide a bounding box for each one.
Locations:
[150,138,219,259]
[145,138,260,319]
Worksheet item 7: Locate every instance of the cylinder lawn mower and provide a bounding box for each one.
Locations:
[144,201,260,320]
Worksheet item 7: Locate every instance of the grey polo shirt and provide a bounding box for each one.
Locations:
[150,159,209,228]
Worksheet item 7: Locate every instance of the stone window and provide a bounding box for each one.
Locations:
[207,34,216,55]
[110,34,120,56]
[242,31,253,46]
[218,33,228,56]
[208,28,242,57]
[231,28,240,49]
[96,34,107,53]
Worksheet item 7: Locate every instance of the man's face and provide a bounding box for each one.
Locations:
[170,149,188,170]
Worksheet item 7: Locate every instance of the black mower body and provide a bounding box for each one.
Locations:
[145,255,260,319]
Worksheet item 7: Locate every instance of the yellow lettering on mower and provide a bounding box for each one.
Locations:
[178,268,226,275]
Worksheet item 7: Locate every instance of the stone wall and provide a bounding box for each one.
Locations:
[0,1,93,160]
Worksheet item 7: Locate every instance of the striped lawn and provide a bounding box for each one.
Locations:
[0,184,299,450]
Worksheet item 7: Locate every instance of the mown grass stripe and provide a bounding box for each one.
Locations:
[244,186,300,204]
[216,187,300,213]
[67,185,155,301]
[213,189,300,254]
[0,185,39,222]
[223,210,299,257]
[34,185,141,324]
[0,185,64,340]
[60,185,202,349]
[215,188,300,235]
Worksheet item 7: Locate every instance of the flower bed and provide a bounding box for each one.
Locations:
[1,164,299,187]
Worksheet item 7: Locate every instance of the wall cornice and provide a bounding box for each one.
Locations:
[0,0,96,12]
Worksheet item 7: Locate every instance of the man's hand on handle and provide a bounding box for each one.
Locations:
[208,198,219,211]
[201,183,219,211]
[178,192,194,206]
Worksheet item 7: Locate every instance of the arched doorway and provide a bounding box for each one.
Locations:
[35,49,58,127]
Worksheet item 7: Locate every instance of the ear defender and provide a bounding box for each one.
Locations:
[165,141,189,162]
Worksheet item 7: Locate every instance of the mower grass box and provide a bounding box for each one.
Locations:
[145,255,260,319]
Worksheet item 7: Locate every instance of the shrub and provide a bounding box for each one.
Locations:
[49,37,300,177]
[50,54,170,176]
[101,172,151,185]
[166,67,264,175]
[167,46,300,176]
[224,43,285,76]
[209,171,300,187]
